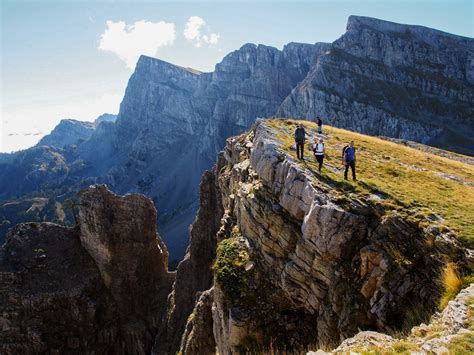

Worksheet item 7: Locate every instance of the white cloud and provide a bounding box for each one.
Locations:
[202,33,220,45]
[98,20,176,69]
[184,16,205,41]
[184,16,220,47]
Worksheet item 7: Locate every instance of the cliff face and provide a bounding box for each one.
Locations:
[107,42,327,259]
[0,185,174,354]
[153,169,223,354]
[170,119,472,353]
[278,16,474,155]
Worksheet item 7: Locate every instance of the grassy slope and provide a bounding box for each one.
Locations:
[266,119,474,247]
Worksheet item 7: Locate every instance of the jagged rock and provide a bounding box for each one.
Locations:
[0,185,174,354]
[78,185,173,313]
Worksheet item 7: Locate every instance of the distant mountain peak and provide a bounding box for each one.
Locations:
[347,15,474,41]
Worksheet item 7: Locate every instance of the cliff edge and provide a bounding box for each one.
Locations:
[169,118,473,353]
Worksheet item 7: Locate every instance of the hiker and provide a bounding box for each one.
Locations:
[312,137,325,172]
[294,123,306,160]
[342,140,356,181]
[317,115,323,134]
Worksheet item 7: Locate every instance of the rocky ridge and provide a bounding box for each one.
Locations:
[1,120,472,353]
[278,16,474,155]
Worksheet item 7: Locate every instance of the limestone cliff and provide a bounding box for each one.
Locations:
[172,119,472,353]
[109,42,327,259]
[278,16,474,155]
[0,185,174,354]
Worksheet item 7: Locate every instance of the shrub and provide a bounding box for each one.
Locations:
[213,235,250,302]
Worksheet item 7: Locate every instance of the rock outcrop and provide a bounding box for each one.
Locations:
[168,119,472,353]
[329,283,474,354]
[0,185,174,354]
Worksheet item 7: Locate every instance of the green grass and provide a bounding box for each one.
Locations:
[266,119,474,247]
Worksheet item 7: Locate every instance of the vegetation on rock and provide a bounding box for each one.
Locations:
[213,226,250,302]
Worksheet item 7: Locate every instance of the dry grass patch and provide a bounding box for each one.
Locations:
[439,262,463,310]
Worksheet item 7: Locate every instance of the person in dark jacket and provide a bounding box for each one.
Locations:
[294,123,306,160]
[343,140,356,181]
[317,115,323,134]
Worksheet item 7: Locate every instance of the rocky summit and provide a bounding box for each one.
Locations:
[1,16,472,262]
[1,119,473,353]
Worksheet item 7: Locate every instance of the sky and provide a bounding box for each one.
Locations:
[1,0,473,153]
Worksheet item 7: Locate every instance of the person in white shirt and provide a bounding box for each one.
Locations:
[312,138,325,172]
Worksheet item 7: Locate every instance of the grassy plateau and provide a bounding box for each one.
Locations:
[266,119,474,248]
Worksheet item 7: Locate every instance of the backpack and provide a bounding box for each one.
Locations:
[342,145,349,158]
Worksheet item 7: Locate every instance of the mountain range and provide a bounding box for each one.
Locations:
[0,16,472,263]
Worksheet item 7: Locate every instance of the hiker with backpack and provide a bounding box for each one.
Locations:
[312,137,325,172]
[342,140,357,181]
[294,123,306,160]
[317,115,323,134]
